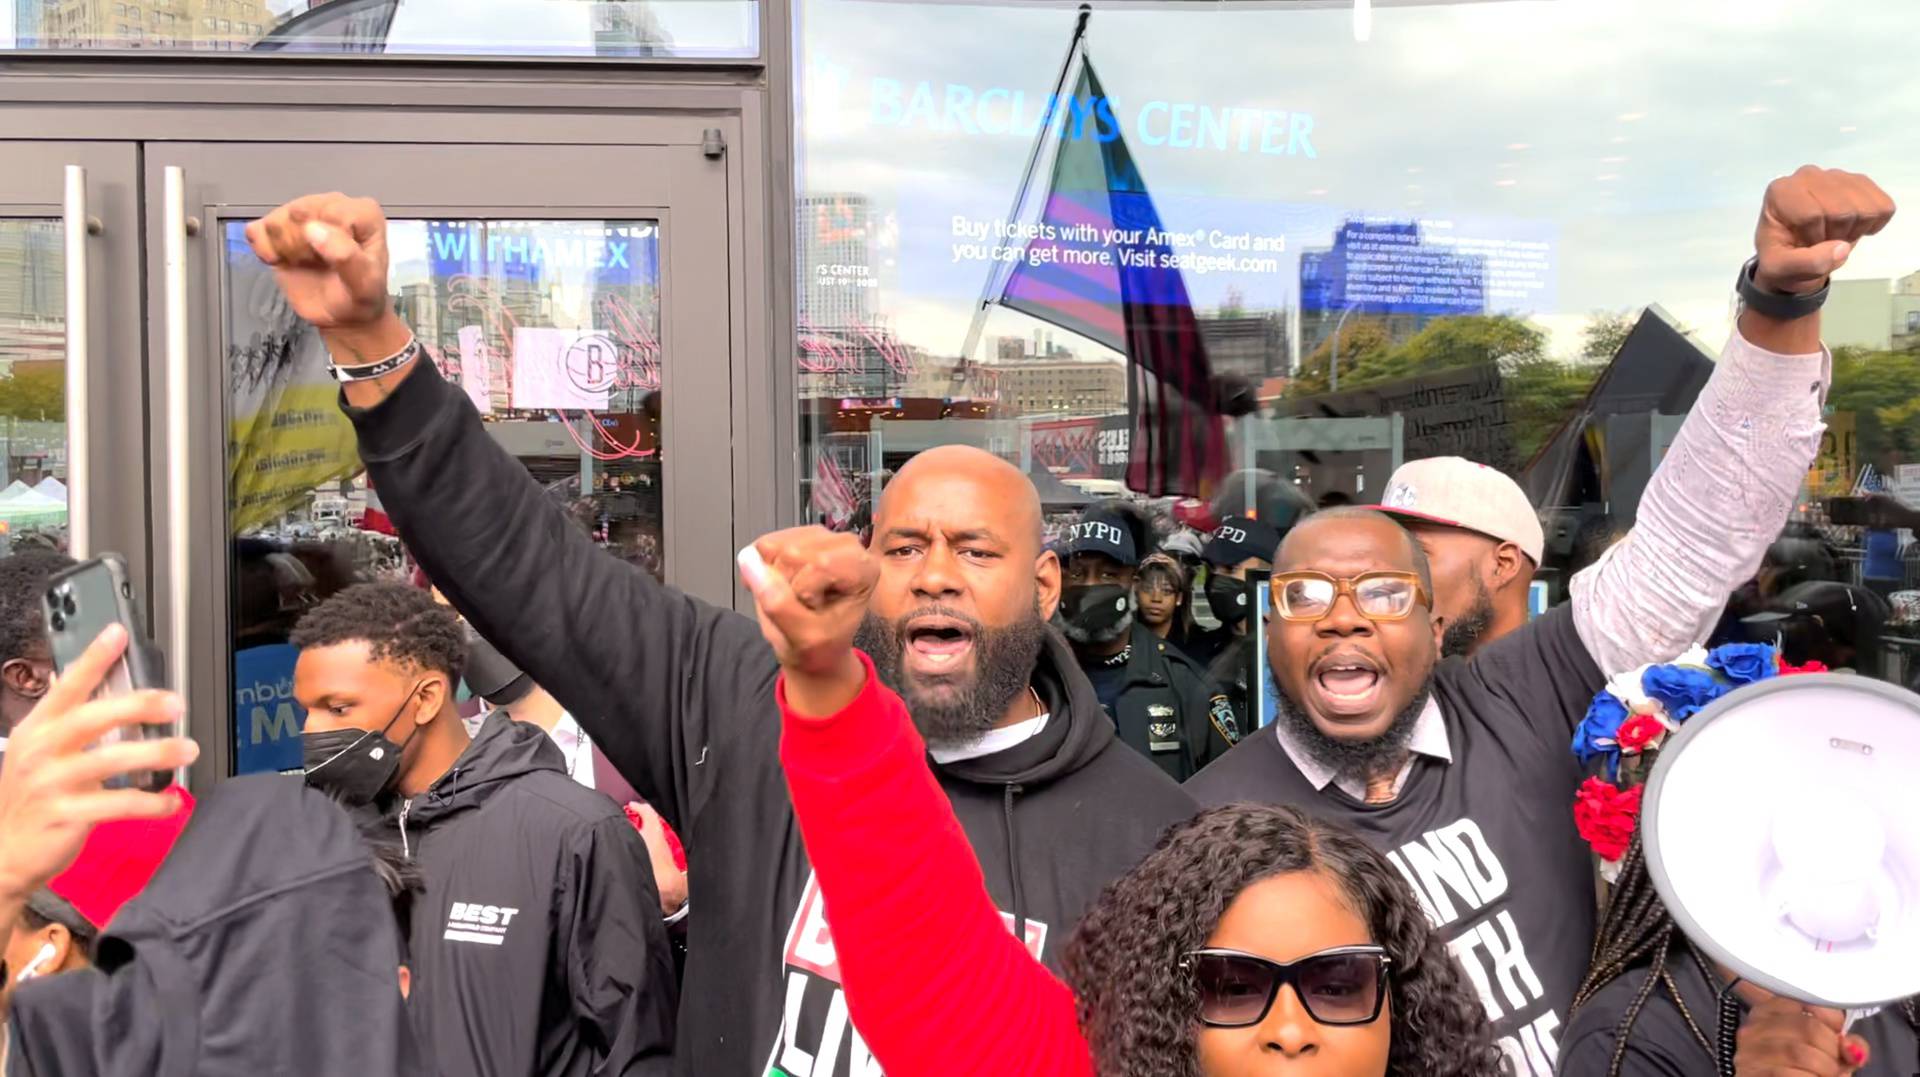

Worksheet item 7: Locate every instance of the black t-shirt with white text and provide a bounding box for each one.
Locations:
[1188,606,1604,1077]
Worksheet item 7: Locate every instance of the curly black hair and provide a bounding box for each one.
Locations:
[0,550,74,664]
[1062,804,1502,1077]
[290,581,467,683]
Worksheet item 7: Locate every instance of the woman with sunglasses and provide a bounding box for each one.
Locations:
[740,529,1500,1077]
[1066,803,1501,1076]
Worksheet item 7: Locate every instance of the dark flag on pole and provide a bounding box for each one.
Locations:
[989,53,1235,498]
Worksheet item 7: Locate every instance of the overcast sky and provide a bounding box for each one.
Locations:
[795,0,1920,361]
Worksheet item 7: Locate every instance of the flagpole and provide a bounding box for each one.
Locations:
[956,3,1093,374]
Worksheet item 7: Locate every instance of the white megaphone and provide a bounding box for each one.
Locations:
[1641,674,1920,1016]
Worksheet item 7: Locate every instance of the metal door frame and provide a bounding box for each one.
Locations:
[0,143,149,600]
[139,130,744,787]
[0,68,793,544]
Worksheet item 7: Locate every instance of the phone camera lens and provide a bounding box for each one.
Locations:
[60,592,77,617]
[48,609,65,632]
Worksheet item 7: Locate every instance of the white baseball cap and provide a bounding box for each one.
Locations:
[1375,457,1545,564]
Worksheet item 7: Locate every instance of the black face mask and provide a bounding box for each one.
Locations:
[302,684,425,808]
[1060,584,1133,641]
[1206,575,1251,628]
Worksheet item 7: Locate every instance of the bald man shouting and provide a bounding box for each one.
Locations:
[246,194,1195,1077]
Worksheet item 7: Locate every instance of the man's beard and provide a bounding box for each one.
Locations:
[1441,577,1495,658]
[855,603,1050,749]
[1271,667,1432,791]
[1059,606,1133,647]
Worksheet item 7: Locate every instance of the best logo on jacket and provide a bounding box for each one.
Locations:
[443,901,522,947]
[763,873,1048,1077]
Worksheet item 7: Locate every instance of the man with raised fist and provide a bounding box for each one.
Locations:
[1189,166,1897,1075]
[244,201,1195,1077]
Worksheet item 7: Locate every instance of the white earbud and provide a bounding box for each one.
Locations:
[15,942,56,983]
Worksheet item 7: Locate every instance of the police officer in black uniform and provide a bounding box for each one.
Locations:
[1056,502,1239,781]
[1190,513,1304,740]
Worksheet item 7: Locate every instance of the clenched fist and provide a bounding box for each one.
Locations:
[245,193,394,331]
[1753,167,1895,296]
[739,527,879,717]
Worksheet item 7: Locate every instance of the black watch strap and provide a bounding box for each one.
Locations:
[1736,256,1827,322]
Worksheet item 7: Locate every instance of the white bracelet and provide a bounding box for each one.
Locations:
[327,336,422,383]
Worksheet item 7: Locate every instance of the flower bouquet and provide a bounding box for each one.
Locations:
[1570,643,1827,882]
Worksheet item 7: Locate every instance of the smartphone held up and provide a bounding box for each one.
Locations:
[42,554,176,793]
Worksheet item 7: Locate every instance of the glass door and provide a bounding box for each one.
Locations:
[143,138,738,783]
[0,144,149,671]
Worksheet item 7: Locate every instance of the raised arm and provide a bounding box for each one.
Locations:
[245,195,778,834]
[741,529,1095,1077]
[1571,167,1896,674]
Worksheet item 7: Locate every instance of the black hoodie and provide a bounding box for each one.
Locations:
[345,357,1198,1076]
[367,711,676,1077]
[5,776,427,1077]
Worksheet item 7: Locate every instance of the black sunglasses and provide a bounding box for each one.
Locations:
[1182,946,1392,1028]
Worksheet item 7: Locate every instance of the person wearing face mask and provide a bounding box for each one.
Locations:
[461,631,692,984]
[1186,515,1280,667]
[292,582,676,1077]
[1186,515,1284,732]
[1059,503,1238,781]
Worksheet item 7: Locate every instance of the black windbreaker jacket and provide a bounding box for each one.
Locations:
[365,712,676,1077]
[346,357,1198,1077]
[5,776,427,1077]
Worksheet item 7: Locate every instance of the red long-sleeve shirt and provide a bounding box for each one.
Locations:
[777,651,1096,1077]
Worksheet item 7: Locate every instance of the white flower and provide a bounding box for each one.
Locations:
[1670,645,1711,670]
[1598,856,1625,886]
[1606,665,1657,710]
[1606,647,1709,711]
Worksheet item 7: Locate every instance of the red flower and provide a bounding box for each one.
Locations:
[1616,714,1666,753]
[1573,778,1643,862]
[1779,657,1828,675]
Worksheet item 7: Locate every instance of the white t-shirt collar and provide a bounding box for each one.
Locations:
[929,712,1051,765]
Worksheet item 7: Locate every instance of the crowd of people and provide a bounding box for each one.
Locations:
[0,164,1909,1077]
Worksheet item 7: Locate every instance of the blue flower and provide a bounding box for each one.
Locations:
[1572,692,1629,774]
[1708,643,1778,686]
[1642,664,1730,721]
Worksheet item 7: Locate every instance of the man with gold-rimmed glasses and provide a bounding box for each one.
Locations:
[1189,166,1897,1076]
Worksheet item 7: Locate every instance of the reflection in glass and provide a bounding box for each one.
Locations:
[0,220,70,555]
[224,218,665,775]
[792,0,1920,696]
[9,0,757,58]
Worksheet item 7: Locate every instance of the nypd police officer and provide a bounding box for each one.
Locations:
[1057,503,1238,781]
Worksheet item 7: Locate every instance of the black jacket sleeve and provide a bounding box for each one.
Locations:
[557,816,678,1076]
[344,358,779,835]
